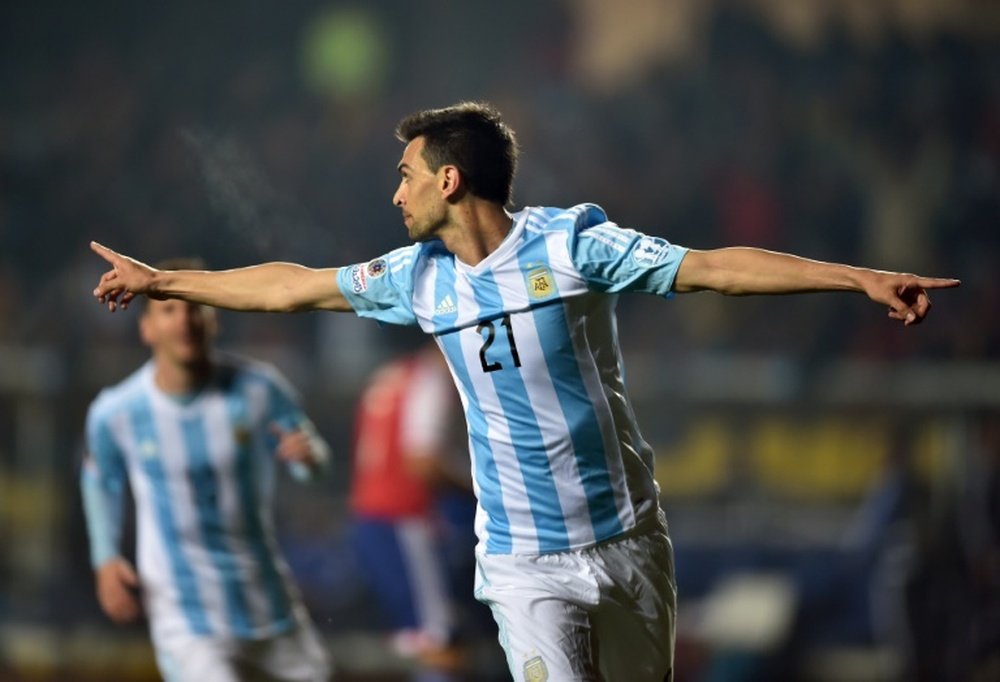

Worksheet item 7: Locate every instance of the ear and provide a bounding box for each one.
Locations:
[439,165,465,201]
[203,306,220,337]
[138,314,154,347]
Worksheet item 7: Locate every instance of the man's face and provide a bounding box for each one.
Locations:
[392,136,448,242]
[140,299,216,366]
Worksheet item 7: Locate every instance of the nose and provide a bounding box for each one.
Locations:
[392,182,404,207]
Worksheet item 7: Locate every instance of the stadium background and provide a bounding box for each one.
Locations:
[1,0,997,680]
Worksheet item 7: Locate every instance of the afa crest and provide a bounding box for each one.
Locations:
[139,439,158,460]
[523,655,548,682]
[525,265,558,301]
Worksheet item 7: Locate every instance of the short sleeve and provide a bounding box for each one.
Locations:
[567,206,688,297]
[82,400,128,568]
[337,245,420,326]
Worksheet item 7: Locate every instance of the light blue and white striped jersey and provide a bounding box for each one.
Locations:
[338,204,689,556]
[81,354,318,641]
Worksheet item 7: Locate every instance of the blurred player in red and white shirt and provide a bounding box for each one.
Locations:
[349,340,479,673]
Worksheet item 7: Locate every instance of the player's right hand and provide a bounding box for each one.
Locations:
[90,241,159,312]
[96,557,143,624]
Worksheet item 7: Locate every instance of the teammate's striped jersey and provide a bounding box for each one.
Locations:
[338,204,689,556]
[81,355,317,640]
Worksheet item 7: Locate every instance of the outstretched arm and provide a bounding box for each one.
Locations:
[674,247,960,326]
[90,242,352,313]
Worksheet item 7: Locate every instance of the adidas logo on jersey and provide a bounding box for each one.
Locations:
[434,294,457,315]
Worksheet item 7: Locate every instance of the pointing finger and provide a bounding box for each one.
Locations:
[914,277,960,290]
[90,241,120,264]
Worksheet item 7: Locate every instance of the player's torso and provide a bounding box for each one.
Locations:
[106,363,296,637]
[410,219,640,555]
[122,371,272,539]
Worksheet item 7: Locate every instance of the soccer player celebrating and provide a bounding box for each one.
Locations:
[90,103,959,681]
[81,258,333,682]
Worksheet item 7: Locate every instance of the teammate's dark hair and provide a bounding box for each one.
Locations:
[395,101,518,206]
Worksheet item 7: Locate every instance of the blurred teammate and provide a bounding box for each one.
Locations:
[89,102,960,681]
[81,258,333,682]
[349,339,479,675]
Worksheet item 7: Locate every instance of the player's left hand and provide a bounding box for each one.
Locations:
[861,271,960,326]
[269,422,317,465]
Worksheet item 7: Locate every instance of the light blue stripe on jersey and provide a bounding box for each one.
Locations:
[82,418,126,568]
[433,261,512,553]
[440,331,512,555]
[516,236,625,541]
[470,270,570,552]
[227,377,291,626]
[180,414,254,635]
[130,397,211,635]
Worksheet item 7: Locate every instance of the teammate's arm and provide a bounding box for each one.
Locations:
[271,420,331,482]
[673,247,960,326]
[81,428,142,624]
[90,242,352,313]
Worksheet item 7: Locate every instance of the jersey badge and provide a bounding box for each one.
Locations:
[525,265,558,301]
[434,294,457,316]
[366,258,387,279]
[633,236,670,267]
[349,264,368,293]
[140,439,158,460]
[523,655,548,682]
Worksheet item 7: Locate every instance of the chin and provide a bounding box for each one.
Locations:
[176,348,211,366]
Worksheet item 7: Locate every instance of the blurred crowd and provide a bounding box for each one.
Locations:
[1,0,997,363]
[1,1,997,679]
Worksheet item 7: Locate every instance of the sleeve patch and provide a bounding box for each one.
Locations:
[632,236,672,267]
[348,264,368,293]
[366,258,387,279]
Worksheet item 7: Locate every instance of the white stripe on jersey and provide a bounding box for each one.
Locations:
[86,360,306,640]
[412,256,440,325]
[344,204,686,556]
[562,294,636,531]
[388,245,417,273]
[544,231,635,530]
[455,286,540,554]
[148,393,230,636]
[109,407,188,633]
[497,268,597,549]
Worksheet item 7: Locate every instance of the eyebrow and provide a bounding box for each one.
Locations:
[397,162,410,175]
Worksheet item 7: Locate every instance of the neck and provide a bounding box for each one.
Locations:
[438,201,513,266]
[153,356,212,395]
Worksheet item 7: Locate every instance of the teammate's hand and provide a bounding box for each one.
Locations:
[860,271,960,326]
[91,241,160,312]
[270,422,317,465]
[96,557,142,624]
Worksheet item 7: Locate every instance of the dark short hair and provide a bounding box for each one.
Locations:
[395,101,518,206]
[141,257,208,311]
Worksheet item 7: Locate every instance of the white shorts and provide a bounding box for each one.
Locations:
[151,612,332,682]
[475,513,676,682]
